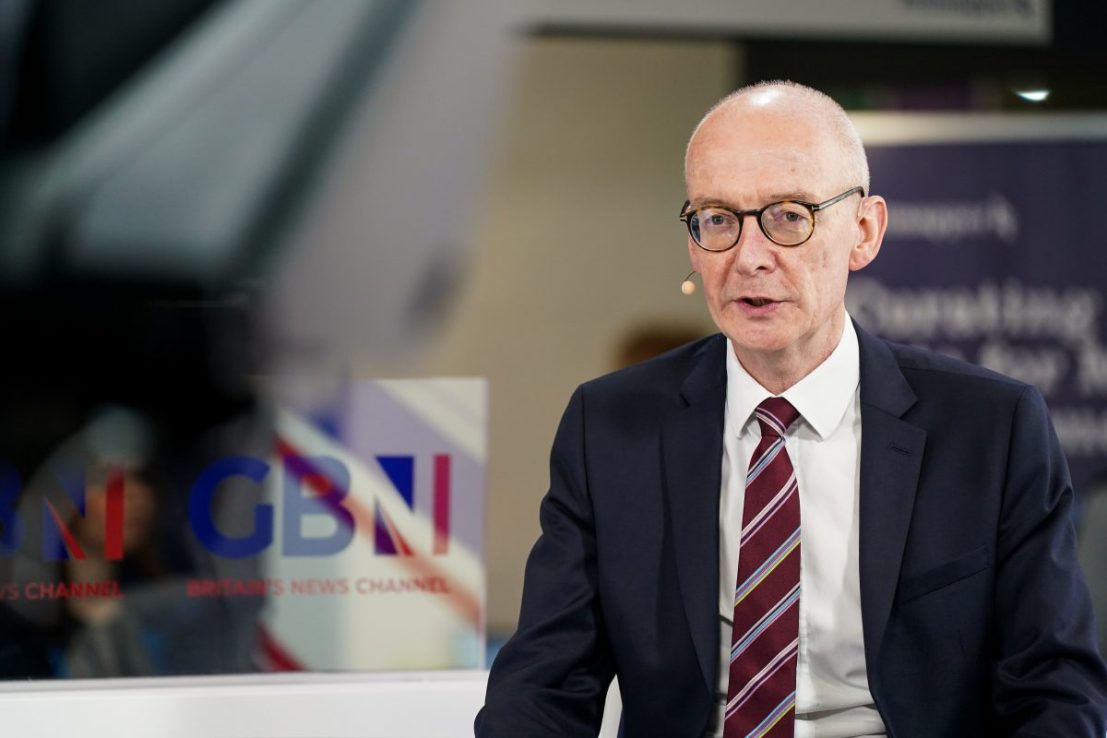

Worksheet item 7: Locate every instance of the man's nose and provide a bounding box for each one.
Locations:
[731,217,776,275]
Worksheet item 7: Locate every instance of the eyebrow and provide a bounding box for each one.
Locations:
[689,192,817,210]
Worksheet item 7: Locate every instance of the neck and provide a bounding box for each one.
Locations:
[734,312,846,395]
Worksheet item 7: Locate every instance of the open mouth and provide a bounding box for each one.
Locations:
[741,297,776,307]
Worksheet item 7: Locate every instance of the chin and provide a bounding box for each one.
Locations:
[724,330,794,357]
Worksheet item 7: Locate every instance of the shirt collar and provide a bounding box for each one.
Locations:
[725,315,860,440]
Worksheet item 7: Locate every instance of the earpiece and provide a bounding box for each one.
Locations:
[681,271,697,295]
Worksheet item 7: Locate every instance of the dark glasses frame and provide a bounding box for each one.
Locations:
[679,186,865,250]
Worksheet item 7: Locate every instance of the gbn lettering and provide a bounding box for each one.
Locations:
[0,454,453,561]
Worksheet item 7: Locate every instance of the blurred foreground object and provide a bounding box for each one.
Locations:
[0,0,518,678]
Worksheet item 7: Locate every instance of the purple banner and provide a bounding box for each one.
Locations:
[849,140,1107,489]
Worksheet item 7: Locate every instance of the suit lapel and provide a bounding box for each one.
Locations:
[661,336,727,692]
[855,324,926,671]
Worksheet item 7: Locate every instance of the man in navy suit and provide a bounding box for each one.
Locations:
[477,81,1107,737]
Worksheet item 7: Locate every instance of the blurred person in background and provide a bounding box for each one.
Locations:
[612,321,711,370]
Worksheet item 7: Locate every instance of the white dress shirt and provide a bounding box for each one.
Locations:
[713,317,885,738]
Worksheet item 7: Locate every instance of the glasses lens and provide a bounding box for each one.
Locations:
[690,208,740,251]
[762,202,814,245]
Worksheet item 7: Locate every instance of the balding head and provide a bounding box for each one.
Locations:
[686,80,869,195]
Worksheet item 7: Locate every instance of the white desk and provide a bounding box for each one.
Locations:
[0,670,489,738]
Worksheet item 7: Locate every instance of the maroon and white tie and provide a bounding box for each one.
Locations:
[723,397,801,738]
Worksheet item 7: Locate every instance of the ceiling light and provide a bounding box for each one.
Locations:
[1014,88,1051,103]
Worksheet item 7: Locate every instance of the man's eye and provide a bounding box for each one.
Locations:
[766,205,811,226]
[698,210,736,229]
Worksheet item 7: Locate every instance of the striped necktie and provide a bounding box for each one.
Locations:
[724,397,801,738]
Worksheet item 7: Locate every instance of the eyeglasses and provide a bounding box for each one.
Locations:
[679,186,865,250]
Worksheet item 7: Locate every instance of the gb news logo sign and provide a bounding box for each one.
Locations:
[0,451,456,562]
[2,379,487,673]
[191,450,454,559]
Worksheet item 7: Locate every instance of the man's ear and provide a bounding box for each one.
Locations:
[849,195,888,272]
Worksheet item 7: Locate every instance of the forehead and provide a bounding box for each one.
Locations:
[686,106,842,204]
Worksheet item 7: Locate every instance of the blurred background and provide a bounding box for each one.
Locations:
[1,0,1106,691]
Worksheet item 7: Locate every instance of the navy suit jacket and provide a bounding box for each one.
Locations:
[477,325,1107,737]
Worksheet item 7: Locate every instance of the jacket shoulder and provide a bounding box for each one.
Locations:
[582,333,723,401]
[874,337,1042,423]
[885,339,1030,394]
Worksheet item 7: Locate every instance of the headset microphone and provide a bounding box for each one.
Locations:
[681,271,697,295]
